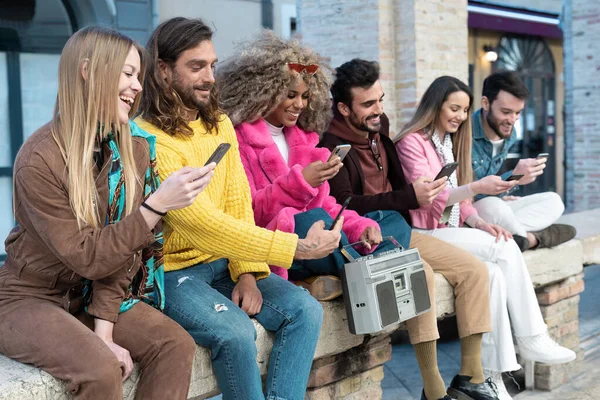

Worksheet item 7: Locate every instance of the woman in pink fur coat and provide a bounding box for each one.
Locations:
[216,32,412,300]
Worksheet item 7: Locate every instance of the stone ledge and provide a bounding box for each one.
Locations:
[0,232,592,399]
[558,209,600,265]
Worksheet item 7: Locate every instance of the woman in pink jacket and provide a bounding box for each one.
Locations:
[216,32,411,300]
[395,76,575,399]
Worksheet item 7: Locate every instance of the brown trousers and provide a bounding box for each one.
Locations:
[0,299,196,400]
[404,232,492,344]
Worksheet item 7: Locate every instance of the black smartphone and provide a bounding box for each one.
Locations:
[204,143,231,166]
[506,173,524,182]
[330,196,351,230]
[536,152,549,160]
[327,144,351,162]
[435,162,458,180]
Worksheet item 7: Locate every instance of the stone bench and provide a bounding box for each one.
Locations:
[1,208,598,399]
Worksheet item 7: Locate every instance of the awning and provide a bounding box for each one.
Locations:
[468,1,562,39]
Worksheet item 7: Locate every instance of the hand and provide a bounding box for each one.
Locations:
[413,176,447,206]
[104,340,134,381]
[513,158,546,185]
[502,195,521,202]
[146,164,216,212]
[474,219,513,242]
[472,175,517,196]
[359,226,382,251]
[232,273,263,316]
[295,218,343,260]
[302,157,343,188]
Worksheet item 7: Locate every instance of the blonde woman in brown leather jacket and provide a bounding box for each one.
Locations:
[0,26,214,399]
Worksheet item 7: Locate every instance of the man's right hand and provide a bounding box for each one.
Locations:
[413,176,447,205]
[471,175,517,196]
[513,157,546,185]
[294,218,343,260]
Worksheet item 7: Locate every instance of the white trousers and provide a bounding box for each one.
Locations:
[474,192,565,237]
[415,227,547,372]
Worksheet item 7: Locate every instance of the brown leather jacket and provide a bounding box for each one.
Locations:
[0,123,155,322]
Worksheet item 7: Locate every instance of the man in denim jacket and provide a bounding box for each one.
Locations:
[471,71,575,251]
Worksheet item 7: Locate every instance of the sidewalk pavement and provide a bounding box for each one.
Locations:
[382,264,600,400]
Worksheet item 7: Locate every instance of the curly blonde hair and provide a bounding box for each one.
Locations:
[217,30,333,133]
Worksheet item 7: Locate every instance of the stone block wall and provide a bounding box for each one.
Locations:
[532,272,585,390]
[298,0,468,135]
[564,0,600,212]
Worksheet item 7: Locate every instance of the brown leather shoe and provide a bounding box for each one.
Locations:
[296,275,343,301]
[531,224,577,249]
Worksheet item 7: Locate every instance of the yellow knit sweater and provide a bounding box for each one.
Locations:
[134,115,298,281]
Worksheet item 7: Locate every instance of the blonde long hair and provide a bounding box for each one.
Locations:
[51,26,144,228]
[396,76,474,186]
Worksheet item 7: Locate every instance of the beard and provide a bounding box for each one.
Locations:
[485,109,512,139]
[171,70,213,113]
[348,110,381,134]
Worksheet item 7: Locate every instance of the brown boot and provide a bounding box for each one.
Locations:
[296,275,343,301]
[531,224,577,249]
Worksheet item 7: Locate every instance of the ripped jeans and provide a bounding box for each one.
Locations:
[164,258,323,400]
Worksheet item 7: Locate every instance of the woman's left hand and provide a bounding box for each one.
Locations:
[475,220,512,242]
[359,226,382,250]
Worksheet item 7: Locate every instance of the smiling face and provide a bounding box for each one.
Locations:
[482,89,525,139]
[265,77,309,128]
[160,40,217,117]
[436,90,471,134]
[338,80,384,137]
[117,45,142,124]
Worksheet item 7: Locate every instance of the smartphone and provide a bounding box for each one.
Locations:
[204,143,231,166]
[536,152,549,160]
[330,196,351,231]
[506,173,524,182]
[328,144,351,162]
[434,162,458,180]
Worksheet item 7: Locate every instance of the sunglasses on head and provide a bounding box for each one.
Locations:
[287,63,319,75]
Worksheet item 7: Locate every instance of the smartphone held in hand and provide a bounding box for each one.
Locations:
[204,143,231,166]
[330,196,351,230]
[435,162,458,181]
[328,144,351,162]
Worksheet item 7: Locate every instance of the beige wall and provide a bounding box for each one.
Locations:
[158,0,296,59]
[468,29,564,197]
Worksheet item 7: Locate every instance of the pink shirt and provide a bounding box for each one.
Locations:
[395,132,478,229]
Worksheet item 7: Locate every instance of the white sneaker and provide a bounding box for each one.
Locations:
[515,332,576,364]
[484,370,512,400]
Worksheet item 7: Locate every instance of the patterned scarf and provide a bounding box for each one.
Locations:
[430,132,460,228]
[103,121,165,312]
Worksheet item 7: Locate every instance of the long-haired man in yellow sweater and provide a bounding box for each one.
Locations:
[135,18,343,400]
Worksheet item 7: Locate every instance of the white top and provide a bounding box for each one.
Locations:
[491,139,505,157]
[265,120,289,164]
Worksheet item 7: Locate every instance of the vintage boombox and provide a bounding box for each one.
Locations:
[340,237,431,335]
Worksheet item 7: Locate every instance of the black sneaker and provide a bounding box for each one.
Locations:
[531,224,577,249]
[447,375,499,400]
[420,389,455,400]
[512,235,530,252]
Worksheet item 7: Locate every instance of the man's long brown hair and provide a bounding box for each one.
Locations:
[139,17,220,135]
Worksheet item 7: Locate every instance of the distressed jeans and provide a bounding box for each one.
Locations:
[164,259,323,400]
[289,208,412,280]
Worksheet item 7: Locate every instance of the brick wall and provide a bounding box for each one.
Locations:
[564,0,600,211]
[298,0,468,135]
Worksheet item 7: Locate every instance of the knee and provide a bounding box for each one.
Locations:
[546,192,565,217]
[302,207,331,222]
[290,289,324,332]
[216,316,257,351]
[162,324,197,360]
[88,359,122,394]
[464,259,489,287]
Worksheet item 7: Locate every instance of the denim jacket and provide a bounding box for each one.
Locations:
[471,108,518,200]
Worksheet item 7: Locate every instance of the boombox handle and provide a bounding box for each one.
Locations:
[341,236,404,262]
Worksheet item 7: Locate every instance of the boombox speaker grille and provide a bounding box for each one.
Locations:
[376,280,400,327]
[410,269,431,313]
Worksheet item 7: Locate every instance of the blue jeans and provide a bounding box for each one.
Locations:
[289,208,411,280]
[164,259,323,400]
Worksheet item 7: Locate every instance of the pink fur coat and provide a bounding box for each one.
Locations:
[236,119,379,279]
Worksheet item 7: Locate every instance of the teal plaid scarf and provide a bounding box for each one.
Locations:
[103,121,165,312]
